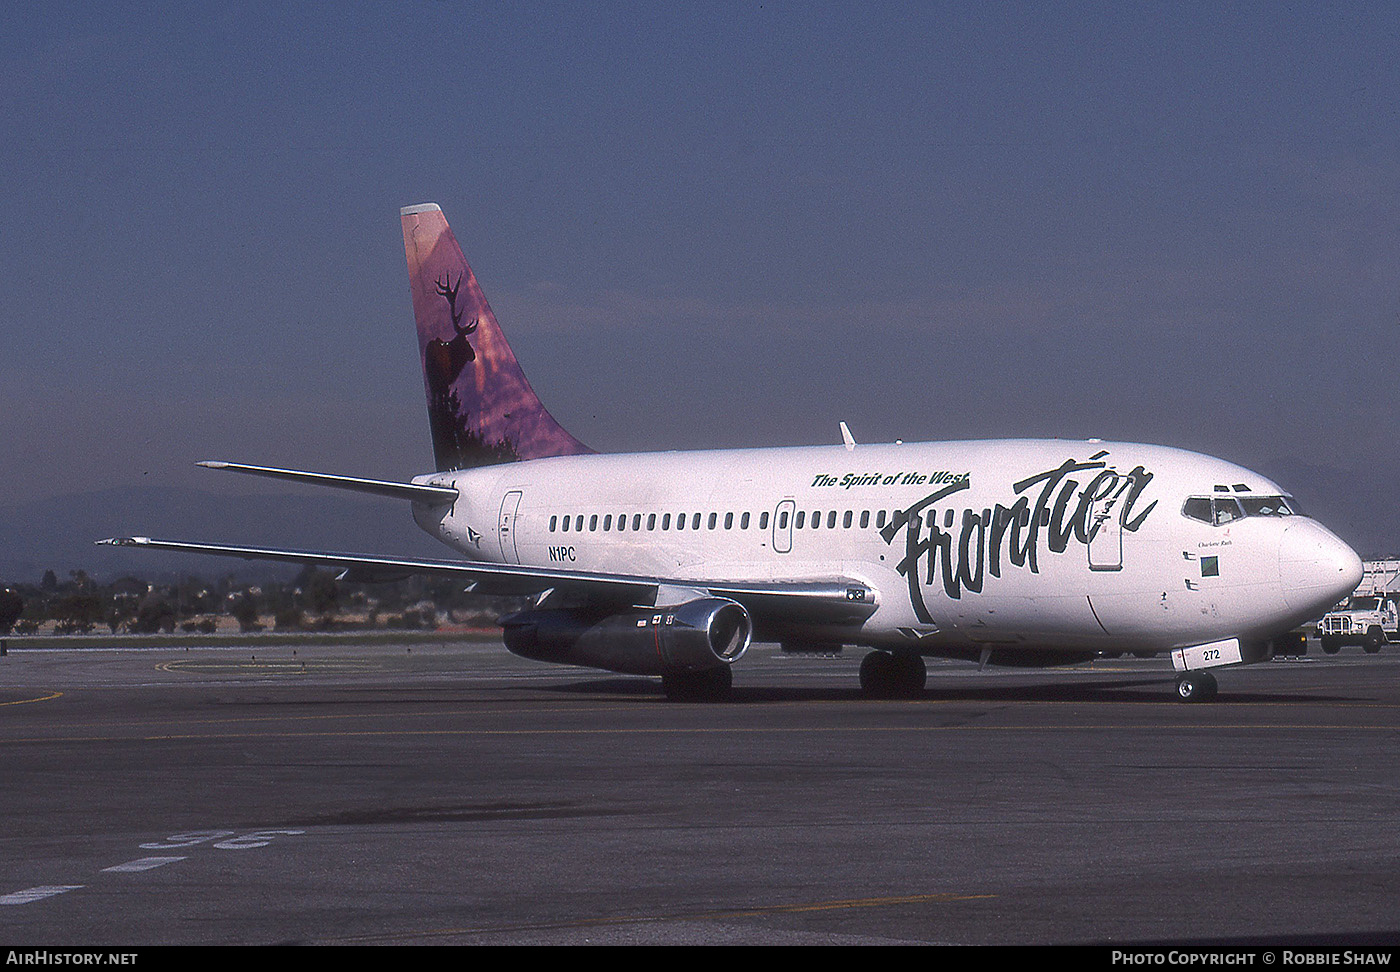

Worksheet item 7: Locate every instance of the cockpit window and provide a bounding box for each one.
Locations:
[1212,497,1244,524]
[1240,496,1296,517]
[1182,494,1303,525]
[1182,497,1212,523]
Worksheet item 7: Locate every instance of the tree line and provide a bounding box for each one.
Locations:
[0,567,522,636]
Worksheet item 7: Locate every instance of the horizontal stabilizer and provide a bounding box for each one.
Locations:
[197,461,457,504]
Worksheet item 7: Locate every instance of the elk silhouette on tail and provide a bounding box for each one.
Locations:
[422,270,501,468]
[426,272,479,389]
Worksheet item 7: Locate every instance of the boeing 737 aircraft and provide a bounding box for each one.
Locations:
[104,203,1364,702]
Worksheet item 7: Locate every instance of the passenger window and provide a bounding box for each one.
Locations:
[575,515,584,532]
[604,514,613,530]
[827,511,837,529]
[561,516,570,532]
[876,510,886,528]
[724,512,733,530]
[692,513,701,530]
[589,515,597,531]
[708,512,717,530]
[647,513,656,530]
[860,510,870,528]
[795,511,805,529]
[549,515,557,532]
[662,513,671,530]
[777,511,787,529]
[741,512,750,529]
[761,512,771,529]
[843,511,853,528]
[632,514,642,531]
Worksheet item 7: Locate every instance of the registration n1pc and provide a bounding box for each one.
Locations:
[104,203,1363,702]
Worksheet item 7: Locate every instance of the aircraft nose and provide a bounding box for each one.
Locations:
[1278,522,1363,616]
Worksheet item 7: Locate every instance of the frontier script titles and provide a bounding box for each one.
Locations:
[881,455,1158,621]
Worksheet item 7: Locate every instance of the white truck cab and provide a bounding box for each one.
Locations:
[1319,576,1400,654]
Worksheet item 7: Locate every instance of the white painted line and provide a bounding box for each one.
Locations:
[101,856,187,873]
[0,885,84,905]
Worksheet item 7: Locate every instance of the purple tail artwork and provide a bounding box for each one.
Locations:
[401,203,592,470]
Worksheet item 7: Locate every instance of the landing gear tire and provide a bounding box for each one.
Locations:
[1321,637,1341,655]
[1364,627,1385,654]
[860,651,926,698]
[662,666,733,702]
[1174,671,1218,703]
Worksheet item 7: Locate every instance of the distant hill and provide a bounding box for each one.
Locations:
[0,485,450,585]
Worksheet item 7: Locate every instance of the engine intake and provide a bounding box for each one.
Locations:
[500,597,753,676]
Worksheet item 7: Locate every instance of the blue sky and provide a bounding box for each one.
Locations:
[2,3,1398,547]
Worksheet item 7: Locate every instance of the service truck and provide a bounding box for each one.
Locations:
[1317,559,1400,653]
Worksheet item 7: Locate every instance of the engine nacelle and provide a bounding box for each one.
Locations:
[500,597,753,676]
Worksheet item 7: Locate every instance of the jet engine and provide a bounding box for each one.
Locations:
[500,597,752,676]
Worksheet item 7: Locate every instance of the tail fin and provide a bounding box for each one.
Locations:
[401,203,592,471]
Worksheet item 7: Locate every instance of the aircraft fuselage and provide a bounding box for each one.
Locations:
[413,438,1360,661]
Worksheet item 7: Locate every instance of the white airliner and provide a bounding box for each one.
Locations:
[103,203,1364,702]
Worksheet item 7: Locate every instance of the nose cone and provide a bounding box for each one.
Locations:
[1278,522,1364,616]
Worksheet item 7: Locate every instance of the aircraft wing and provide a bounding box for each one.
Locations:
[97,536,878,627]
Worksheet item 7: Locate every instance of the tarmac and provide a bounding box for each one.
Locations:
[1,635,1398,946]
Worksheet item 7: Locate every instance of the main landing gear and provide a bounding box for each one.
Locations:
[1174,670,1218,703]
[859,651,927,698]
